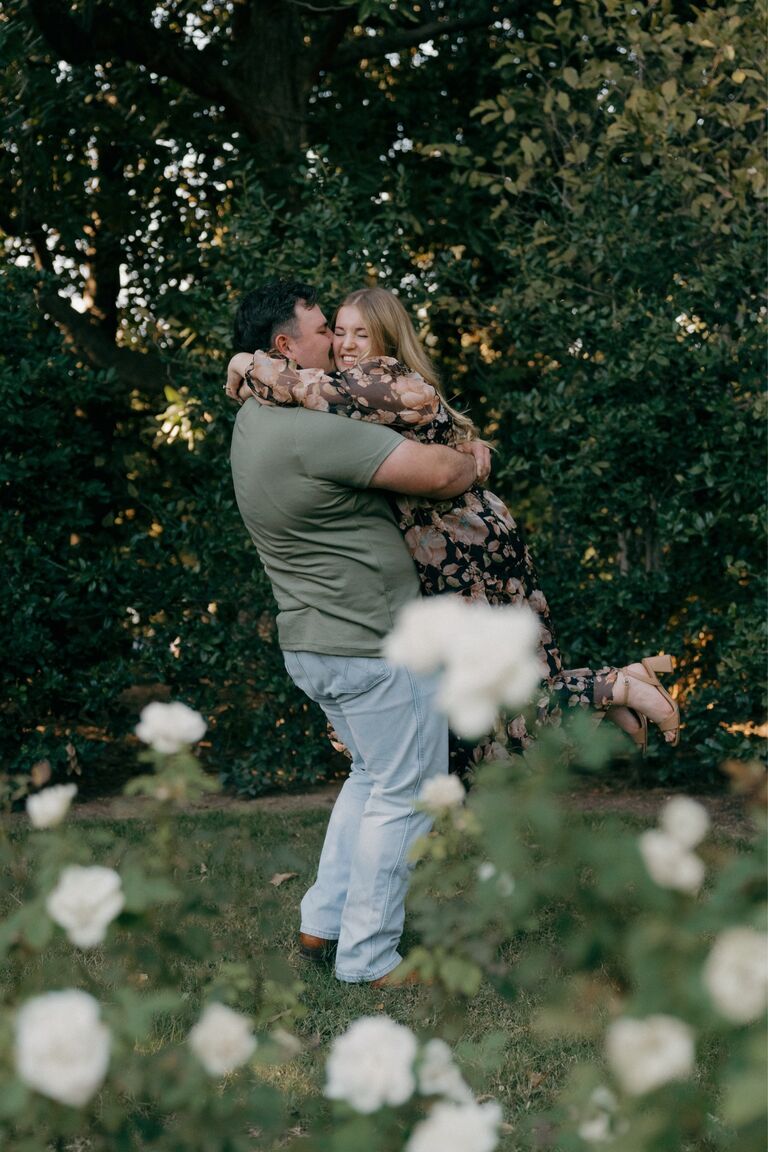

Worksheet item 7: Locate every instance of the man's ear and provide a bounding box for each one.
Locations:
[273,332,291,356]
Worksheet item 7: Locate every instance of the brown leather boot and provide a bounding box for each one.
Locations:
[298,932,337,964]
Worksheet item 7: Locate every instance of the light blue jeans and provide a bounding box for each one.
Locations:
[283,651,449,983]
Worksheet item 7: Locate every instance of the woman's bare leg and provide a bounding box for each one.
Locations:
[609,663,677,742]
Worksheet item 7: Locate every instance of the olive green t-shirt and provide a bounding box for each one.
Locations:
[230,400,420,656]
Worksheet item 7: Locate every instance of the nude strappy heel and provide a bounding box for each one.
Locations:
[625,709,649,755]
[616,654,680,748]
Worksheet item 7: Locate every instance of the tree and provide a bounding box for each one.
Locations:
[1,0,763,785]
[417,0,766,775]
[2,0,513,389]
[1,1,523,782]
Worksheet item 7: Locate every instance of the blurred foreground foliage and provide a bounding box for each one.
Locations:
[0,717,764,1150]
[1,0,764,791]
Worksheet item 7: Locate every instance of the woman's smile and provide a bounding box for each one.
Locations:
[333,303,376,368]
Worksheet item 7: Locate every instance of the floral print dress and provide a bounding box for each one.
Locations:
[243,354,617,777]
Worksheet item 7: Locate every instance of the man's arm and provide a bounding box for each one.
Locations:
[369,439,482,499]
[293,406,490,496]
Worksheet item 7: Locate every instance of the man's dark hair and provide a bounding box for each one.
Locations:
[233,279,319,352]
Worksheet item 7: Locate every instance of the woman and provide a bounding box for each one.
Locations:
[227,287,679,773]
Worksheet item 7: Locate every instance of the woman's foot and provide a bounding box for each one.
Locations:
[606,705,647,751]
[612,660,679,744]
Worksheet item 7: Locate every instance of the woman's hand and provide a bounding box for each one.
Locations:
[250,350,286,389]
[454,439,492,485]
[225,353,254,402]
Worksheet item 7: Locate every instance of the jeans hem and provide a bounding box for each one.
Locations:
[300,925,340,941]
[334,958,401,985]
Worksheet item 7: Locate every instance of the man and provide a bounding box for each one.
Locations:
[229,280,487,985]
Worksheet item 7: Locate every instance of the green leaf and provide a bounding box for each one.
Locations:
[439,955,483,996]
[112,987,185,1041]
[121,867,180,912]
[0,1078,29,1120]
[17,902,54,950]
[721,1033,768,1126]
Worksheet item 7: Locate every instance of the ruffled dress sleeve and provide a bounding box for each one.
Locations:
[245,353,445,433]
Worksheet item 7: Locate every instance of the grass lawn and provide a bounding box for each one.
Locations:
[6,804,744,1150]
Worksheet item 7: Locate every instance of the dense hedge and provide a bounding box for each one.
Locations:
[1,266,339,794]
[2,252,763,794]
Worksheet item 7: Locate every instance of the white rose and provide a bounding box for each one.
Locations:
[496,871,515,898]
[440,607,544,735]
[324,1015,417,1114]
[639,830,705,894]
[438,674,500,740]
[26,783,77,829]
[46,866,125,948]
[406,1100,503,1152]
[386,600,544,739]
[577,1086,620,1143]
[703,927,768,1024]
[15,990,110,1107]
[494,611,546,709]
[417,1039,473,1103]
[383,597,466,673]
[135,700,207,754]
[659,797,710,849]
[188,1002,257,1076]
[419,774,466,811]
[605,1015,695,1096]
[578,1112,612,1143]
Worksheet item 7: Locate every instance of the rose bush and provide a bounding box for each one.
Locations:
[378,599,767,1152]
[0,672,763,1150]
[0,715,303,1150]
[259,598,764,1152]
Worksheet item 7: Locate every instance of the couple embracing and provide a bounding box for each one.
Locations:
[227,279,679,987]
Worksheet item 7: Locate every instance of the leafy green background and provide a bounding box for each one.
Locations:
[1,0,764,792]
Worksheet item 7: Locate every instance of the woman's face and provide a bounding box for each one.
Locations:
[333,304,381,369]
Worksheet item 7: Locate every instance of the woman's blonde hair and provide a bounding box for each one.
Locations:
[337,287,478,439]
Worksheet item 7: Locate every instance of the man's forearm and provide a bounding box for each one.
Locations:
[370,441,476,499]
[423,445,477,498]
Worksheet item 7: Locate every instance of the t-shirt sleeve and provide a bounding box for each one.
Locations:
[294,410,404,488]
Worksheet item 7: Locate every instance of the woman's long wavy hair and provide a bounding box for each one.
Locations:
[337,288,478,439]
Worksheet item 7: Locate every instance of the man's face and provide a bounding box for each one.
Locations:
[278,303,333,369]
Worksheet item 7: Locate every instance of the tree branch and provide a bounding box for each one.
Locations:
[332,5,515,68]
[87,139,128,338]
[2,201,173,393]
[27,0,229,103]
[1,197,162,388]
[38,289,168,391]
[27,0,313,153]
[312,8,358,75]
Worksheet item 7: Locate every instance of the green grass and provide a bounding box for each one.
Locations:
[6,805,743,1150]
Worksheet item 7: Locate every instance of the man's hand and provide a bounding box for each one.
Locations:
[454,439,492,485]
[226,353,254,401]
